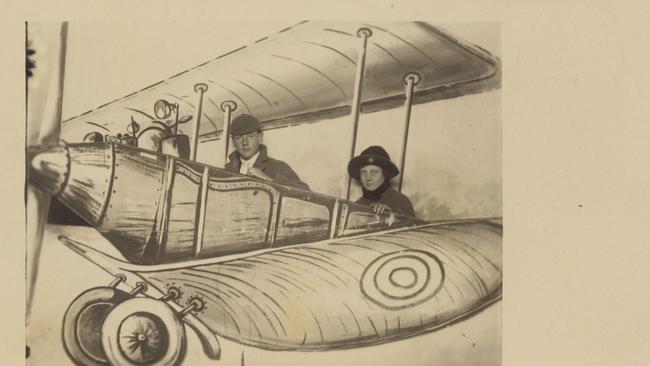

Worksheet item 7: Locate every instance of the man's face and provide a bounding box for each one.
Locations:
[232,131,262,159]
[360,164,385,191]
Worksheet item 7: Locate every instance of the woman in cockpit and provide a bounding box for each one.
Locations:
[348,146,416,217]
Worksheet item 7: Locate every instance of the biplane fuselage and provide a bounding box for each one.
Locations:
[29,141,423,265]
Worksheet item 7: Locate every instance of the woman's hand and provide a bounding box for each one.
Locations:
[369,203,391,215]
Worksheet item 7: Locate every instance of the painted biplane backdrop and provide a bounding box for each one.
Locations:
[26,21,501,366]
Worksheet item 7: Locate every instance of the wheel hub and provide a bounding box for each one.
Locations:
[117,312,169,364]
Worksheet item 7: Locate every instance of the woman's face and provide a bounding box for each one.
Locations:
[360,164,385,191]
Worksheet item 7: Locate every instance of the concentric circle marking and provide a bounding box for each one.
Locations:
[361,250,445,310]
[389,267,418,289]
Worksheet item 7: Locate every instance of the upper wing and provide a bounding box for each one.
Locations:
[60,21,499,143]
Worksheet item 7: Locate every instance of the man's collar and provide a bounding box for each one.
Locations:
[257,144,269,162]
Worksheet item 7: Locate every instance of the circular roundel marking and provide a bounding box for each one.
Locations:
[388,267,418,289]
[361,250,445,310]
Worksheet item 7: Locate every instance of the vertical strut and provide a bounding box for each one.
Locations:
[345,27,372,201]
[155,157,176,261]
[220,100,237,167]
[193,166,210,258]
[398,72,421,192]
[191,83,208,161]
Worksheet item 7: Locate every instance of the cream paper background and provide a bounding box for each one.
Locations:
[2,1,650,365]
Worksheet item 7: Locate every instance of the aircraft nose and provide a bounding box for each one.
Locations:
[27,144,70,196]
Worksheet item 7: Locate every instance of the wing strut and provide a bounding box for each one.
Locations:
[345,27,372,201]
[191,83,208,161]
[220,100,237,167]
[397,72,421,191]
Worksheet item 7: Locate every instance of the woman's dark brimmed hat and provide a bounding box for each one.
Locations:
[348,146,400,180]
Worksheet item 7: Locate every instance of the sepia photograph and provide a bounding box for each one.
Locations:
[25,21,501,365]
[6,1,650,366]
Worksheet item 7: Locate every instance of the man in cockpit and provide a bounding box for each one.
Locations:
[226,114,310,190]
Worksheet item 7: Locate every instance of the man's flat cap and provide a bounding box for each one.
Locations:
[230,114,262,135]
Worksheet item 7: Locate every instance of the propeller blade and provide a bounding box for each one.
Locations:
[25,21,68,323]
